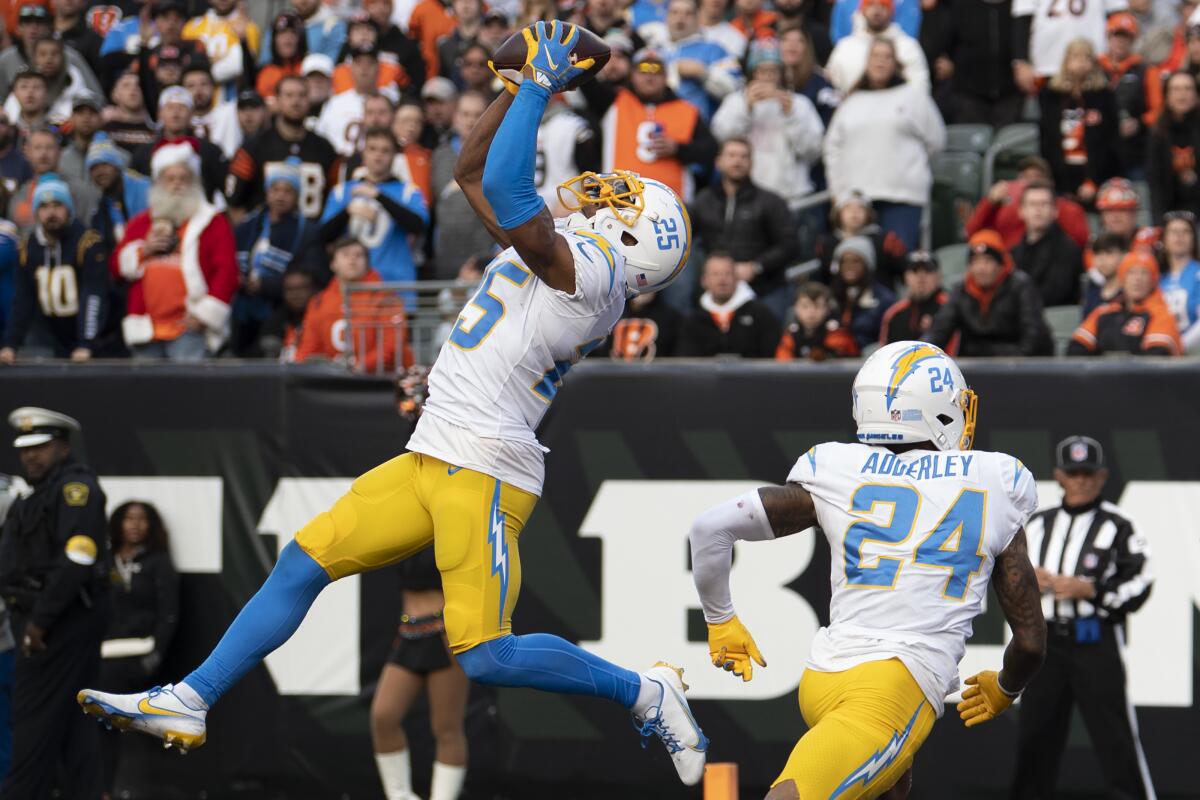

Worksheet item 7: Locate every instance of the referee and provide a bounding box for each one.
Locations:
[1011,436,1155,800]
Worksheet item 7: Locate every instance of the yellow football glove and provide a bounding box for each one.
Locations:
[957,670,1018,727]
[488,60,520,95]
[707,615,766,682]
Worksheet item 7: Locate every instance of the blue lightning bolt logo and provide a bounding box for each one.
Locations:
[829,705,922,799]
[487,482,508,627]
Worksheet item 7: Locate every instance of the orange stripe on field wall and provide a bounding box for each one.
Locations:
[704,763,738,800]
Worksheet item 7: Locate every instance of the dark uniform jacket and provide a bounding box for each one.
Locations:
[1068,296,1181,356]
[0,457,108,633]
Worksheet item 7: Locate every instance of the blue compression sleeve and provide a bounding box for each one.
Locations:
[482,80,552,229]
[455,633,642,709]
[184,541,331,706]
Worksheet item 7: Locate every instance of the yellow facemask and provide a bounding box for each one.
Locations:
[556,170,646,227]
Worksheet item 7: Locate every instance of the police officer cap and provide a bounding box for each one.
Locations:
[7,407,81,449]
[1056,435,1104,472]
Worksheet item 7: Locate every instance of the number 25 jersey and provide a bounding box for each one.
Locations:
[789,441,1039,713]
[407,223,626,497]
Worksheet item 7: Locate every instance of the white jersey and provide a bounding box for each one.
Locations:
[788,441,1039,714]
[407,221,627,495]
[535,107,594,216]
[1014,0,1128,77]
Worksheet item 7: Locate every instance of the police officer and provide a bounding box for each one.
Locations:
[0,407,108,799]
[1012,436,1155,800]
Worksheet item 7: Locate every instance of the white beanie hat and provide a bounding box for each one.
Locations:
[151,141,201,180]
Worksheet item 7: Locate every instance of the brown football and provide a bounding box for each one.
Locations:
[490,23,611,92]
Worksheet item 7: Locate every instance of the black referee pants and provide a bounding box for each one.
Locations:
[1011,622,1152,800]
[0,603,106,800]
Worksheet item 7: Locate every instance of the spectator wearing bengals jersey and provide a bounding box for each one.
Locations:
[1069,251,1182,355]
[293,237,412,372]
[227,75,339,223]
[1148,70,1200,220]
[775,281,858,362]
[1038,38,1119,206]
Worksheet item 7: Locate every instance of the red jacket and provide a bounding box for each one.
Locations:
[113,206,238,350]
[966,184,1090,249]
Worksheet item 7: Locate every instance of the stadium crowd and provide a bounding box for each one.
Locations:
[0,0,1196,369]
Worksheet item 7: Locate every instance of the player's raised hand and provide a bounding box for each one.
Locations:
[707,615,766,682]
[957,670,1017,727]
[520,21,595,93]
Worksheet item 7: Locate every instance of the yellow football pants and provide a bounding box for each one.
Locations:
[774,659,936,799]
[294,452,538,653]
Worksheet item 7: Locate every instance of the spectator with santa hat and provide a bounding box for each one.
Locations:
[113,141,237,361]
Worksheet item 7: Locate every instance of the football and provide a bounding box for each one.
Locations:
[490,23,611,92]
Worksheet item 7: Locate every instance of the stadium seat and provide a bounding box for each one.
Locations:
[983,123,1039,187]
[944,124,994,154]
[1044,305,1083,355]
[935,243,969,287]
[1132,180,1153,228]
[931,152,982,248]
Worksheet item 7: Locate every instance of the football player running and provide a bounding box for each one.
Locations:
[79,21,708,784]
[689,342,1047,799]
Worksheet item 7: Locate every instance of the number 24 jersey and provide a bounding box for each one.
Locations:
[407,222,626,497]
[789,441,1039,713]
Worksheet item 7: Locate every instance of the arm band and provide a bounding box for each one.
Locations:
[689,490,775,624]
[482,80,552,230]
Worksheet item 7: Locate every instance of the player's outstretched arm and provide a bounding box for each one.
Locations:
[478,22,596,293]
[454,91,515,249]
[958,530,1046,727]
[690,484,816,681]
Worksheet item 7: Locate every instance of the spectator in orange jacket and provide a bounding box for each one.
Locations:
[294,237,412,372]
[1069,250,1182,355]
[775,281,859,361]
[966,156,1090,249]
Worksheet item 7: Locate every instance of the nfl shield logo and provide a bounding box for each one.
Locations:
[1070,442,1088,462]
[1083,553,1099,569]
[636,273,648,288]
[891,409,902,421]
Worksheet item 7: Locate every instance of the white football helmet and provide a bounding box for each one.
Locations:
[852,341,978,451]
[557,171,691,295]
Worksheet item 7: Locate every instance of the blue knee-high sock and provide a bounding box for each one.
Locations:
[455,633,642,709]
[183,541,331,707]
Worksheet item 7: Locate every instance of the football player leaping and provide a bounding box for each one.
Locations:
[690,342,1048,799]
[79,21,708,785]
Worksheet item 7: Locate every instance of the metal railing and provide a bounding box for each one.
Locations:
[343,280,481,373]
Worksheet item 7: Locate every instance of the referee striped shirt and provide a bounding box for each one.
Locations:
[1025,498,1153,623]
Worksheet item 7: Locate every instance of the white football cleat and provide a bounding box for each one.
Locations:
[78,684,207,754]
[634,662,708,786]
